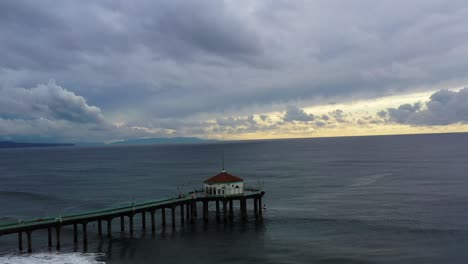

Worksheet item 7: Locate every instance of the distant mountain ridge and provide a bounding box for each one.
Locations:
[0,141,74,148]
[110,137,215,145]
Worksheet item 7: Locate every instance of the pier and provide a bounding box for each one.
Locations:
[0,188,265,253]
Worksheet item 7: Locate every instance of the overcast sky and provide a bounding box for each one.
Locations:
[1,0,468,142]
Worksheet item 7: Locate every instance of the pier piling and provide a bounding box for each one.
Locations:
[203,201,208,222]
[258,197,263,216]
[171,206,176,229]
[120,216,125,232]
[107,219,112,238]
[18,232,22,251]
[73,224,78,243]
[98,219,102,236]
[26,230,32,253]
[180,204,184,224]
[47,227,52,247]
[55,225,61,250]
[151,210,156,233]
[223,200,227,222]
[229,200,234,219]
[240,198,247,220]
[82,223,88,245]
[216,200,220,222]
[190,202,196,223]
[141,211,146,230]
[129,214,134,234]
[254,198,258,218]
[162,208,166,226]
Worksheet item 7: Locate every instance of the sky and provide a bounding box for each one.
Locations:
[1,0,468,143]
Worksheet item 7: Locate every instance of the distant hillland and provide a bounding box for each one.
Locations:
[0,141,74,148]
[110,137,215,145]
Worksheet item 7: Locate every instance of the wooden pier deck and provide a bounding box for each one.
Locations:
[0,189,265,253]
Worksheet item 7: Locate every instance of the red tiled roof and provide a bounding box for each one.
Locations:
[204,171,243,184]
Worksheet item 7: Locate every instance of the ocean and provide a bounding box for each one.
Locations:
[1,133,468,263]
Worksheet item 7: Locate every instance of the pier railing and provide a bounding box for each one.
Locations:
[188,187,261,197]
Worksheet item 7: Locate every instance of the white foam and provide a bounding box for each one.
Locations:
[0,252,105,264]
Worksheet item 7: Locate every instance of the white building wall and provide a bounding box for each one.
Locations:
[204,182,244,195]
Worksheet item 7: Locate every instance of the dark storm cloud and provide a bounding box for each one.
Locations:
[138,1,261,62]
[0,0,261,71]
[384,88,468,125]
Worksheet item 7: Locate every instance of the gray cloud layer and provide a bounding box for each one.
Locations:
[1,0,468,140]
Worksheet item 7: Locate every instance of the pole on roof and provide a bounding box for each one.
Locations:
[222,149,225,172]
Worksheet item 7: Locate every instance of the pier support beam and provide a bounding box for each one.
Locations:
[180,204,184,224]
[254,198,259,219]
[150,210,156,233]
[141,211,146,230]
[73,224,78,243]
[98,219,102,236]
[82,223,88,245]
[18,232,22,251]
[55,226,61,250]
[26,230,32,253]
[171,206,176,229]
[216,200,220,222]
[129,214,134,234]
[186,202,190,220]
[229,200,234,219]
[240,198,247,221]
[190,202,196,224]
[120,216,125,232]
[47,227,52,247]
[161,208,166,227]
[258,197,263,217]
[107,219,112,238]
[203,201,208,222]
[222,200,227,222]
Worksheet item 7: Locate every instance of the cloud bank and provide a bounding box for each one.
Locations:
[1,1,468,141]
[0,80,104,124]
[384,88,468,126]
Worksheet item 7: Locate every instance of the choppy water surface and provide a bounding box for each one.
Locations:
[1,133,468,263]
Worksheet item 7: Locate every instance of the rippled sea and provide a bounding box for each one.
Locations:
[1,133,468,264]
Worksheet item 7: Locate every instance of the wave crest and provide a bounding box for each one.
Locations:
[0,252,105,264]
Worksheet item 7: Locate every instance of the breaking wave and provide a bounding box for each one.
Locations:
[0,252,105,264]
